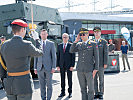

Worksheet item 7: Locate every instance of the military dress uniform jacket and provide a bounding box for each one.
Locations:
[0,36,43,95]
[70,40,99,72]
[93,38,108,67]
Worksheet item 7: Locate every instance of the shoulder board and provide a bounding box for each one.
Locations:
[77,42,82,45]
[90,40,96,43]
[101,38,107,41]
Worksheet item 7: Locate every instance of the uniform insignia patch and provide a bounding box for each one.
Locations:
[88,46,92,48]
[96,45,98,48]
[88,42,91,44]
[99,40,102,42]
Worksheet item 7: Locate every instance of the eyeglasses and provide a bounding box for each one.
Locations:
[79,33,86,36]
[63,37,68,38]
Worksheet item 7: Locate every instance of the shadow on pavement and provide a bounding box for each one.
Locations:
[56,96,71,100]
[33,78,60,89]
[121,70,129,73]
[52,80,60,86]
[104,73,119,76]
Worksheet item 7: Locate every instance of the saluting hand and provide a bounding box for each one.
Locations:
[74,34,80,43]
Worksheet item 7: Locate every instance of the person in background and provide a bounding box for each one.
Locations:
[108,39,115,53]
[93,27,108,99]
[120,40,130,71]
[57,33,75,98]
[70,28,99,100]
[0,36,6,90]
[34,29,56,100]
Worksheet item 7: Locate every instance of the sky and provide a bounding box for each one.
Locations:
[0,0,133,12]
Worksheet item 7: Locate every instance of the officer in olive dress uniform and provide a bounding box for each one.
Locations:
[93,27,108,99]
[0,19,43,100]
[70,28,99,100]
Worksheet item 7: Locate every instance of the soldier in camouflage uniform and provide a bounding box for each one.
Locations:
[93,27,108,99]
[70,28,99,100]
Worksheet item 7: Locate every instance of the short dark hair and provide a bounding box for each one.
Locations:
[41,29,47,33]
[12,24,24,34]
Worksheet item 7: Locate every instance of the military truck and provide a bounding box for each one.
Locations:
[0,1,63,78]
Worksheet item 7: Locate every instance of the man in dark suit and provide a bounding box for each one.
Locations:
[0,19,43,100]
[57,33,75,98]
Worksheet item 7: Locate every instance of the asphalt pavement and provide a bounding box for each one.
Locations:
[0,54,133,100]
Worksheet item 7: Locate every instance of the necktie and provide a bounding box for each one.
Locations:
[63,43,66,53]
[43,41,45,50]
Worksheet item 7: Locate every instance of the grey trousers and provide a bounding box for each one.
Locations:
[0,78,3,88]
[94,67,104,95]
[37,67,53,100]
[122,54,130,70]
[77,71,94,100]
[7,94,32,100]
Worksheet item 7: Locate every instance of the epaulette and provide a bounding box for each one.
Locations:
[101,38,107,42]
[90,40,96,43]
[77,42,82,45]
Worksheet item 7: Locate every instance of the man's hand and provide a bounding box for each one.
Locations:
[104,64,107,69]
[31,29,39,40]
[51,68,55,73]
[57,67,60,72]
[34,69,37,74]
[70,67,74,71]
[74,34,80,43]
[93,70,98,78]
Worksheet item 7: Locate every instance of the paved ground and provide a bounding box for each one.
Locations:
[0,54,133,100]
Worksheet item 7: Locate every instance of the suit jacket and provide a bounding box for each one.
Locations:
[93,38,108,67]
[34,39,56,72]
[70,40,99,72]
[57,42,75,69]
[0,36,43,95]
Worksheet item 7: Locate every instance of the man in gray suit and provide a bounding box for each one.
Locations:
[70,28,99,100]
[93,27,108,99]
[34,29,56,100]
[0,19,43,100]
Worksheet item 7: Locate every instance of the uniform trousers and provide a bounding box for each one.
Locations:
[122,54,130,70]
[77,71,94,100]
[0,78,3,89]
[7,94,32,100]
[94,67,104,95]
[37,66,53,100]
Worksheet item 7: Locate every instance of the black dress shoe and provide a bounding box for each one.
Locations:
[99,95,103,99]
[58,93,65,97]
[0,87,3,90]
[94,95,99,99]
[68,93,72,98]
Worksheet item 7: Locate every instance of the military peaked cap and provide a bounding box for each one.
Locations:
[11,19,28,27]
[93,27,101,31]
[79,28,89,34]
